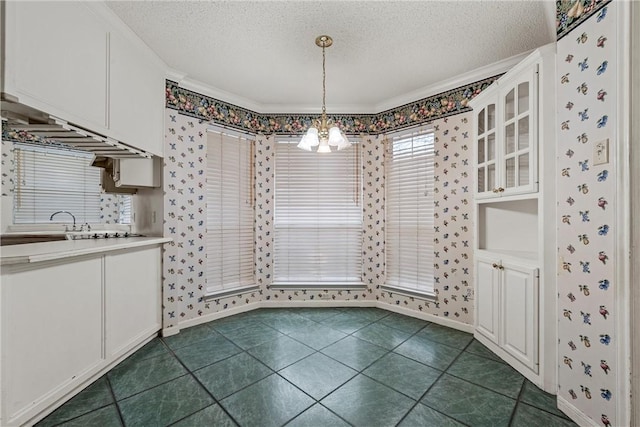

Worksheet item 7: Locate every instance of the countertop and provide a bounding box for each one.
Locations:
[0,237,172,266]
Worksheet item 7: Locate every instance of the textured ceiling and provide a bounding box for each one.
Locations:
[105,1,555,113]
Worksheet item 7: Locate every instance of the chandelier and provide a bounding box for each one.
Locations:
[298,35,350,153]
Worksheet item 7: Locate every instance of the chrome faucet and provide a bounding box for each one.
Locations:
[50,211,76,231]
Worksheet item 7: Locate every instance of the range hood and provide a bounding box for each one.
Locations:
[1,99,152,160]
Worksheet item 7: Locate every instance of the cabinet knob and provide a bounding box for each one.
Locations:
[498,187,505,193]
[492,263,504,270]
[492,263,499,268]
[492,188,499,193]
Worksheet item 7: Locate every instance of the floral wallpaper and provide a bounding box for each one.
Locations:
[377,113,475,324]
[254,135,274,290]
[556,0,612,41]
[162,110,261,331]
[361,135,386,292]
[1,133,15,197]
[556,3,618,425]
[165,76,500,136]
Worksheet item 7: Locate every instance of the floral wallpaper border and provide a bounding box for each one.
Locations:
[2,121,71,150]
[165,75,501,136]
[556,0,612,41]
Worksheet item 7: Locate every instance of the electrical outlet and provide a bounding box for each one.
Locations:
[593,138,609,165]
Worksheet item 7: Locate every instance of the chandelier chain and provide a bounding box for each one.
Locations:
[322,42,326,115]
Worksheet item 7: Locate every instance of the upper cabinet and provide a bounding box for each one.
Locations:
[2,2,110,132]
[471,52,543,199]
[2,2,165,157]
[109,30,165,157]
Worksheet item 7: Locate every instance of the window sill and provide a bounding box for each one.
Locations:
[380,284,436,300]
[270,282,367,290]
[204,285,260,300]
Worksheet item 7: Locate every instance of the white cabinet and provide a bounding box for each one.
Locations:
[2,2,110,132]
[472,54,539,199]
[0,244,164,426]
[2,2,165,157]
[499,68,537,196]
[1,258,104,425]
[472,43,556,392]
[109,31,165,157]
[475,258,500,343]
[106,247,162,357]
[475,257,539,373]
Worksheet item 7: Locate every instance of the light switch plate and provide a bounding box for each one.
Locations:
[593,138,609,165]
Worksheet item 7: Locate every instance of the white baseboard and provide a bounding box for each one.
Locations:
[376,302,474,334]
[260,300,377,309]
[171,299,473,335]
[557,396,599,427]
[175,302,262,330]
[161,325,181,338]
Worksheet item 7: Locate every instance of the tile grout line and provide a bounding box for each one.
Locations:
[506,372,529,426]
[157,336,244,427]
[393,337,476,427]
[105,374,128,427]
[200,327,355,427]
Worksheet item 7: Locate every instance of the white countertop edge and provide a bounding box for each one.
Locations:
[0,237,172,266]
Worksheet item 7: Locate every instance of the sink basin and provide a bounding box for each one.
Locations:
[0,234,69,246]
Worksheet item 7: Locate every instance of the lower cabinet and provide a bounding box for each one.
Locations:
[0,245,162,426]
[105,247,162,358]
[475,256,539,373]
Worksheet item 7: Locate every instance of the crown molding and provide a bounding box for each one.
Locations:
[167,50,531,115]
[372,50,531,113]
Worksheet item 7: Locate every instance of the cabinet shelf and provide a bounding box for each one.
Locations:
[477,198,538,255]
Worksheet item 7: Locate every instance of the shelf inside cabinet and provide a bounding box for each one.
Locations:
[478,198,538,256]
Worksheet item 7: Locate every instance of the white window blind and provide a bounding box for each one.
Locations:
[385,130,435,294]
[13,143,103,224]
[206,130,255,294]
[274,141,362,284]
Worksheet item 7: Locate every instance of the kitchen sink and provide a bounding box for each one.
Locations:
[0,234,69,246]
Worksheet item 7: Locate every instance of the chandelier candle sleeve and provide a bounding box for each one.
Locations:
[298,35,350,152]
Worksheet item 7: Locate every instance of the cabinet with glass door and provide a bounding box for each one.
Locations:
[470,43,557,392]
[472,63,538,199]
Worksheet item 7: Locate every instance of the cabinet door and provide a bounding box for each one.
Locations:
[4,2,109,132]
[105,247,162,358]
[501,262,539,372]
[500,67,538,196]
[2,258,104,425]
[475,102,498,199]
[109,31,165,157]
[475,258,500,344]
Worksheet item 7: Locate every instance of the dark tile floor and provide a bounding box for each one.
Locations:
[36,307,577,427]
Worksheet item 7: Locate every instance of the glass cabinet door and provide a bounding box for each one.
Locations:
[476,103,497,196]
[500,69,536,196]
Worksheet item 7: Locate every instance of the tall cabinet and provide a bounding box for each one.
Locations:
[469,44,556,392]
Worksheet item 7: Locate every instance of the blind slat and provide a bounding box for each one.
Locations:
[274,141,362,283]
[206,131,255,293]
[386,131,435,293]
[12,143,131,225]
